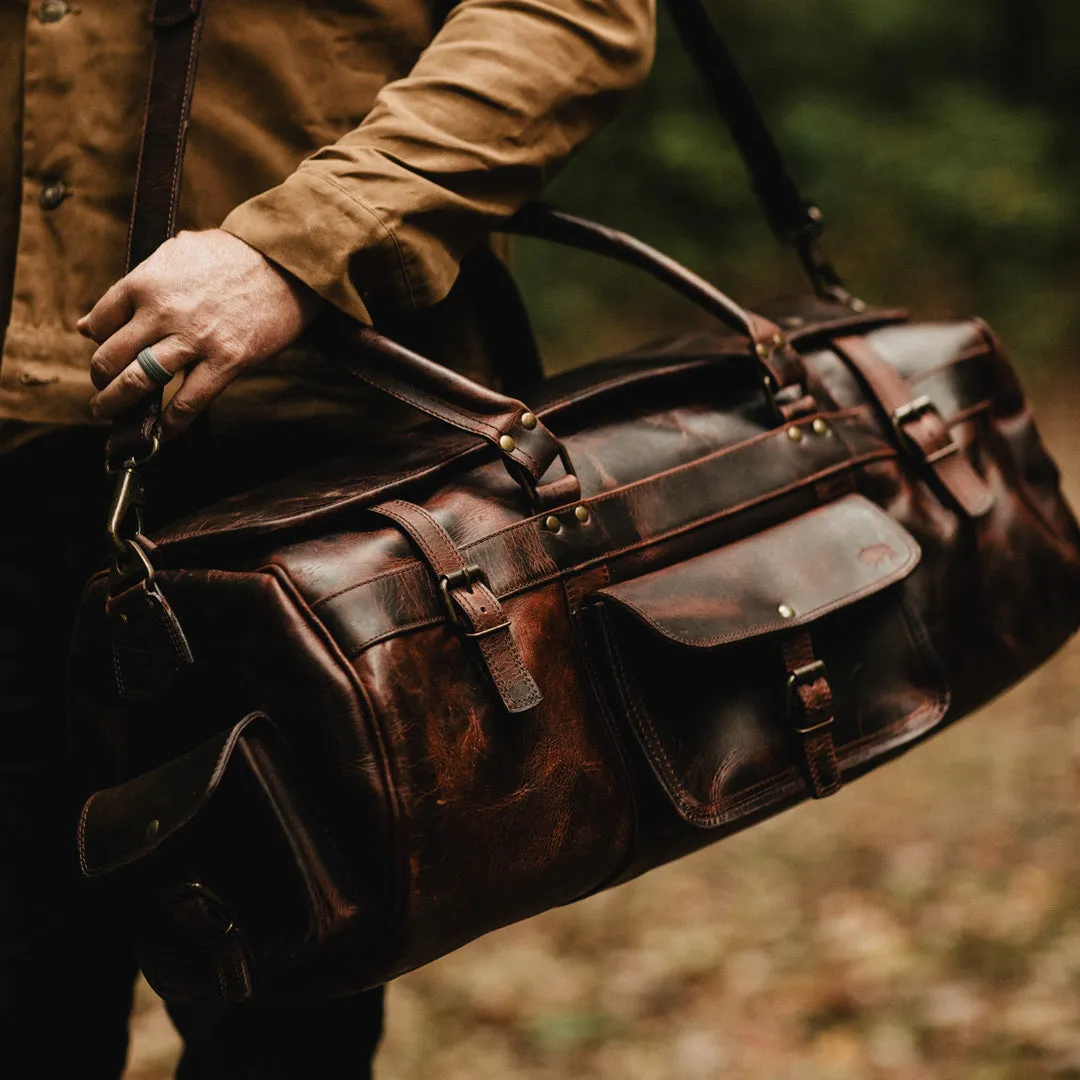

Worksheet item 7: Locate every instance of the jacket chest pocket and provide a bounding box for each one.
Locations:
[582,495,949,830]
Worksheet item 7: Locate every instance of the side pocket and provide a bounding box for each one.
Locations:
[582,495,950,832]
[79,713,358,1003]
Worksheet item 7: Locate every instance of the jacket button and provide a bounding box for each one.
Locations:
[37,0,70,21]
[39,179,68,210]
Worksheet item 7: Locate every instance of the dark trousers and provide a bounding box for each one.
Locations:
[0,425,384,1078]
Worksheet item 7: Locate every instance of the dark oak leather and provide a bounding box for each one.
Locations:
[833,334,995,517]
[72,301,1080,1001]
[71,0,1080,1007]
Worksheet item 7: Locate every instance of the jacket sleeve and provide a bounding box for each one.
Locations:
[219,0,655,324]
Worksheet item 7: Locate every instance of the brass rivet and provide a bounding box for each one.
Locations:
[574,505,590,523]
[812,418,830,436]
[37,0,69,24]
[499,435,516,453]
[787,426,803,442]
[146,818,160,841]
[38,178,68,211]
[772,333,786,347]
[520,411,537,430]
[778,604,796,619]
[755,342,770,359]
[544,515,562,534]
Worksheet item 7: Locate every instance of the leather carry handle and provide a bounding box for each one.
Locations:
[317,314,581,508]
[501,203,806,391]
[106,0,826,520]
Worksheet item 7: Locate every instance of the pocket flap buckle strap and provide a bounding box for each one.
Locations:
[78,712,270,879]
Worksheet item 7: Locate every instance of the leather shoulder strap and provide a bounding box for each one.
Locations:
[127,0,206,276]
[108,0,206,467]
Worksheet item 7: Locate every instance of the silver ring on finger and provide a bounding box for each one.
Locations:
[135,346,174,387]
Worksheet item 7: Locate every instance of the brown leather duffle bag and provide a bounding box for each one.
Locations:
[72,0,1080,1003]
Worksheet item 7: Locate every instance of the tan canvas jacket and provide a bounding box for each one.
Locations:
[0,0,654,444]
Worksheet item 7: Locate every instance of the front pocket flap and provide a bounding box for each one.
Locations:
[596,495,921,646]
[79,712,270,879]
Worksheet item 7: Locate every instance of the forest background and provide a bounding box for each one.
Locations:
[514,0,1080,379]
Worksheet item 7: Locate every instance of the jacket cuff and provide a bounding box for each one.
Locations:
[220,168,420,326]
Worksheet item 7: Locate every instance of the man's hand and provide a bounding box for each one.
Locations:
[79,229,324,437]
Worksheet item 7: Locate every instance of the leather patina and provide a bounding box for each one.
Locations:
[69,0,1080,1004]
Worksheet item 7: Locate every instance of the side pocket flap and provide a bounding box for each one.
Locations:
[79,712,270,879]
[596,494,921,646]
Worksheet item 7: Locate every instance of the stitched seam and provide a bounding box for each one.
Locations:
[345,366,502,442]
[169,23,200,236]
[314,561,420,607]
[326,451,898,653]
[157,593,190,660]
[76,794,95,876]
[479,621,536,700]
[111,643,126,700]
[606,623,794,820]
[343,614,442,657]
[471,412,886,551]
[608,541,920,647]
[304,171,418,310]
[511,450,897,588]
[907,345,992,384]
[375,501,462,575]
[479,630,537,709]
[335,366,545,475]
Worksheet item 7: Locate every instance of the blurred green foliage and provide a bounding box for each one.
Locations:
[514,0,1080,376]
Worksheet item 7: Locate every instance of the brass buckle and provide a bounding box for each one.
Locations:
[438,564,485,630]
[890,396,958,463]
[786,659,832,734]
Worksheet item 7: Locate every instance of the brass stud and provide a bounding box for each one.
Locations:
[787,426,803,443]
[772,333,786,347]
[499,435,516,453]
[520,411,538,430]
[812,418,830,436]
[778,603,796,620]
[755,342,771,359]
[544,515,562,534]
[574,505,591,524]
[146,818,160,841]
